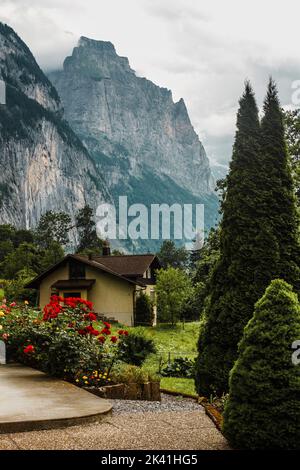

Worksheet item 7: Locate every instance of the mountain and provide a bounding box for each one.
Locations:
[0,23,111,241]
[211,162,229,182]
[49,37,219,248]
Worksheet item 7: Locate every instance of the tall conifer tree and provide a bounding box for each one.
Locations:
[195,81,298,395]
[260,79,300,289]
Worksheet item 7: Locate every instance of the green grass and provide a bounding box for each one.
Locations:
[129,322,200,396]
[96,320,201,396]
[0,288,4,301]
[160,377,197,396]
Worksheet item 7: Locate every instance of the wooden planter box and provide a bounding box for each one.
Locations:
[84,381,161,401]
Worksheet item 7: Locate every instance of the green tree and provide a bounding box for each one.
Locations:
[39,240,65,272]
[76,205,103,254]
[195,81,300,396]
[157,240,189,270]
[1,242,39,279]
[35,210,72,249]
[156,267,192,325]
[135,292,154,326]
[284,108,300,202]
[223,279,300,450]
[261,81,300,290]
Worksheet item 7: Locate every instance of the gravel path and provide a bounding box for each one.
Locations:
[111,393,201,414]
[0,394,230,450]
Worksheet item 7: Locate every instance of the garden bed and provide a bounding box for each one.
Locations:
[84,381,161,401]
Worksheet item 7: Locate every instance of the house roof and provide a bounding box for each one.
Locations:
[51,279,96,290]
[25,254,146,289]
[82,254,160,277]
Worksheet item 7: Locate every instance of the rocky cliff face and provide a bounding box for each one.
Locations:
[0,24,111,238]
[49,37,218,239]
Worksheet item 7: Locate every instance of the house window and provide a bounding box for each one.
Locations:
[63,292,81,298]
[69,260,86,279]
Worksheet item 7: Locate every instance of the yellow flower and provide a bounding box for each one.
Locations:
[85,381,89,384]
[24,300,29,305]
[82,376,88,380]
[0,325,3,330]
[0,311,5,317]
[75,379,79,383]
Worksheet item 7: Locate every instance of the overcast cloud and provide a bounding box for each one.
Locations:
[1,0,300,165]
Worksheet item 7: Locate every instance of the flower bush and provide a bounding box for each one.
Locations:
[0,296,130,387]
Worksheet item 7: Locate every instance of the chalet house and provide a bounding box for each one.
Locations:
[26,251,161,326]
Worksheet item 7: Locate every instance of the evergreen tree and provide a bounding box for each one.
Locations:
[157,240,189,270]
[35,210,72,249]
[195,82,281,396]
[260,79,300,289]
[75,205,103,254]
[223,279,300,450]
[135,292,154,326]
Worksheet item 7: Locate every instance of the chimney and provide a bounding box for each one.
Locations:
[102,239,111,256]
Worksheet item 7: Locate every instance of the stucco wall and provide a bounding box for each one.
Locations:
[85,266,135,326]
[39,263,68,308]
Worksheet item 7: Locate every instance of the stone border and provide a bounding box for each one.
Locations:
[198,397,223,431]
[84,382,161,401]
[160,388,223,431]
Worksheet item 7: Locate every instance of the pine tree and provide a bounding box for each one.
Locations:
[223,279,300,450]
[260,79,300,290]
[195,82,282,396]
[75,205,102,254]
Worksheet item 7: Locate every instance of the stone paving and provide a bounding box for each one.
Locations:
[0,364,112,433]
[0,394,230,450]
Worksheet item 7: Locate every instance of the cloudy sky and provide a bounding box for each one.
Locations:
[1,0,300,166]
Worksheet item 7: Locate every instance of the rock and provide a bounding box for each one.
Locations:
[150,381,161,401]
[0,23,111,243]
[49,37,219,247]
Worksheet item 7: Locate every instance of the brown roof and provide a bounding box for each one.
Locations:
[25,254,146,289]
[81,254,160,277]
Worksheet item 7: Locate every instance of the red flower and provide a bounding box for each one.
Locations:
[110,336,118,343]
[103,321,111,329]
[118,329,129,336]
[78,329,87,336]
[98,336,106,344]
[101,328,111,336]
[84,312,97,322]
[24,345,34,354]
[91,329,100,336]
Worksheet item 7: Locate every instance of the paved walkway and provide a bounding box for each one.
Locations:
[0,364,112,433]
[0,365,229,450]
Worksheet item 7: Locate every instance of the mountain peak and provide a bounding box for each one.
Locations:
[78,37,116,53]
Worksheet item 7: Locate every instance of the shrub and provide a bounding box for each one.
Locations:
[0,296,124,385]
[111,364,149,384]
[223,279,300,450]
[135,292,154,326]
[117,330,156,366]
[161,357,195,378]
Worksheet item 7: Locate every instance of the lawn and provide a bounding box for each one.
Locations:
[129,322,201,397]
